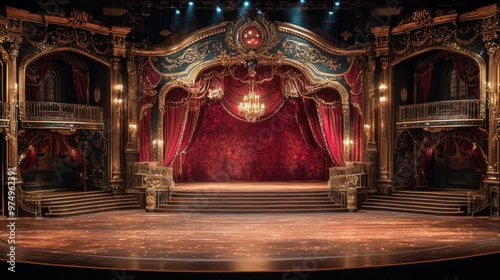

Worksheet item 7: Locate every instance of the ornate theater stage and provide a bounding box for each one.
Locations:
[1,182,500,280]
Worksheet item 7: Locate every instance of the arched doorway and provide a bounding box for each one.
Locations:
[417,130,486,190]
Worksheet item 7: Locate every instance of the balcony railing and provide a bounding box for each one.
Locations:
[20,102,104,129]
[397,99,482,128]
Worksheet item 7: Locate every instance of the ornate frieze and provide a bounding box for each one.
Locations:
[388,5,500,62]
[5,6,130,60]
[161,40,223,71]
[145,15,363,82]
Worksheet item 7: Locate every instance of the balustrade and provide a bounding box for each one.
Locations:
[398,99,481,123]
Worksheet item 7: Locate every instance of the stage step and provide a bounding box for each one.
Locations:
[38,190,141,218]
[361,190,469,216]
[157,189,345,213]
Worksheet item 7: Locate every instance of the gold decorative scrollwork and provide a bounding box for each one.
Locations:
[282,40,341,71]
[225,16,280,55]
[393,23,480,57]
[162,40,223,71]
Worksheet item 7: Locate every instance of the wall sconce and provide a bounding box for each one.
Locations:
[116,98,123,115]
[129,123,137,142]
[363,124,371,140]
[153,139,163,147]
[115,84,124,93]
[486,82,498,118]
[343,138,353,160]
[343,138,353,146]
[378,84,387,93]
[115,84,124,116]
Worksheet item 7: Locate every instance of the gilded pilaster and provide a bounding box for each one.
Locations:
[485,40,500,216]
[6,36,21,173]
[377,57,392,194]
[109,56,125,193]
[126,57,139,152]
[364,57,378,190]
[124,57,140,188]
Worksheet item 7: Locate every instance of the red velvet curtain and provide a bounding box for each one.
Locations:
[181,103,327,181]
[294,98,329,156]
[452,57,480,99]
[72,66,89,105]
[20,146,37,172]
[318,103,344,166]
[220,69,285,121]
[168,95,206,175]
[416,145,434,187]
[26,57,53,101]
[139,62,162,162]
[163,88,204,167]
[416,64,433,103]
[345,60,363,161]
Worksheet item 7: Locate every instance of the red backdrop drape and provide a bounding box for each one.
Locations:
[72,66,89,104]
[181,103,328,181]
[26,57,53,101]
[416,64,433,103]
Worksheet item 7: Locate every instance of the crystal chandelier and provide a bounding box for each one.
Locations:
[238,79,265,122]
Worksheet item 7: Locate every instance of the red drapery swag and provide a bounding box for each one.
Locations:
[162,88,205,168]
[139,62,162,162]
[72,66,89,104]
[415,63,433,103]
[20,135,84,188]
[344,60,363,162]
[318,103,345,166]
[417,133,486,187]
[294,98,329,156]
[220,67,285,121]
[26,57,53,101]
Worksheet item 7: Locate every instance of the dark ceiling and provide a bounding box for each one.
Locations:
[3,0,498,47]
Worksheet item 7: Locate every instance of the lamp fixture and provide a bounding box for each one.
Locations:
[238,78,265,123]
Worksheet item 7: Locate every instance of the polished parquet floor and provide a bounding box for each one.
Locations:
[1,183,500,279]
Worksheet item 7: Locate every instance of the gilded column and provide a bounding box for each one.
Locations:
[124,57,140,189]
[109,32,128,194]
[482,10,500,216]
[484,41,500,216]
[364,57,378,190]
[5,37,21,172]
[109,57,124,193]
[371,25,392,195]
[377,57,392,195]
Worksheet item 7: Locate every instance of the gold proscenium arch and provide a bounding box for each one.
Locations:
[155,61,353,165]
[149,18,366,164]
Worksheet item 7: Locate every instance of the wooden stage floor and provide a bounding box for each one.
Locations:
[1,182,500,279]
